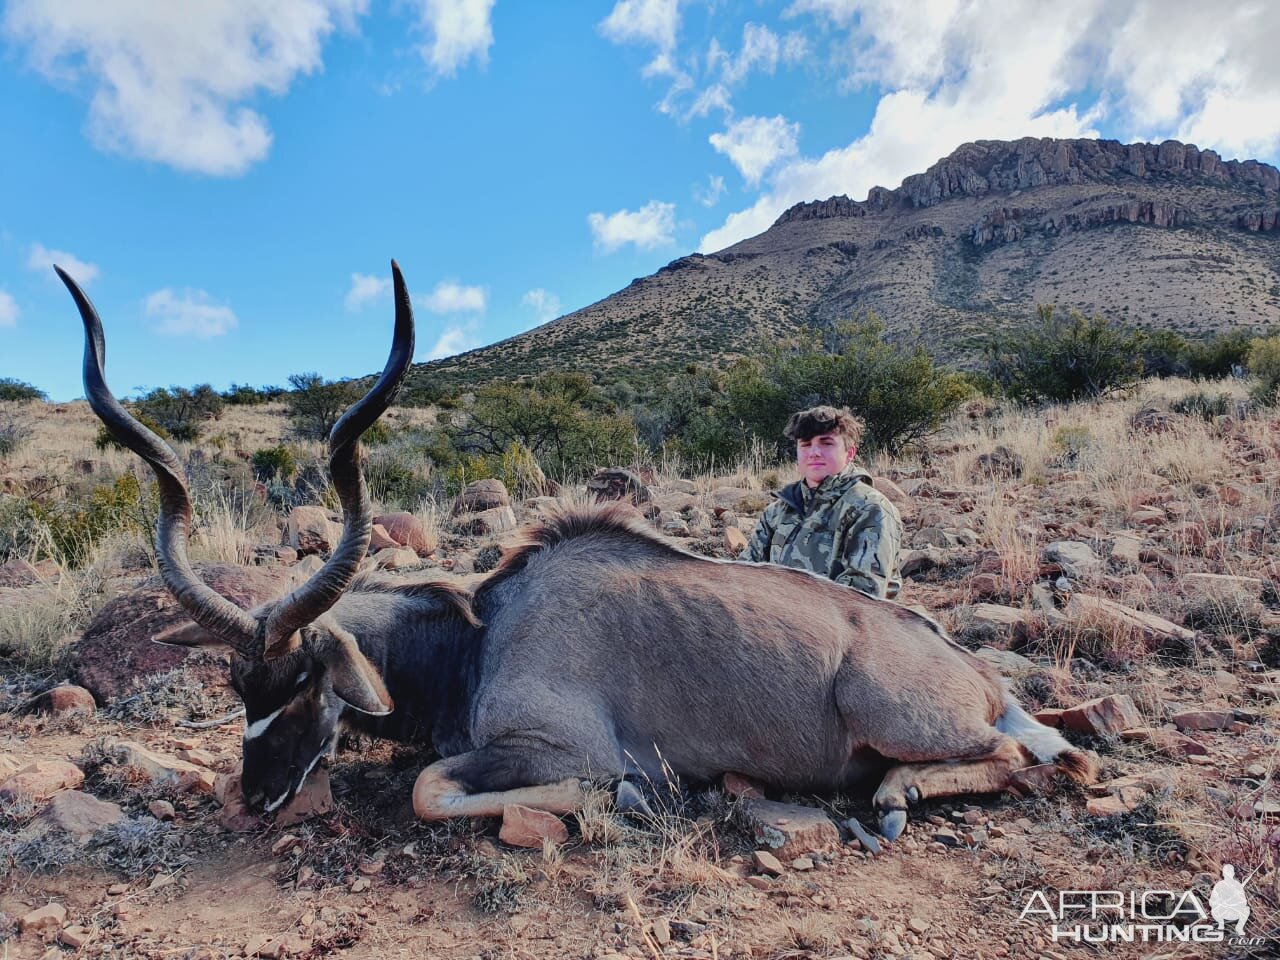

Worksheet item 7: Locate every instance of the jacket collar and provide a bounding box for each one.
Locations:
[775,463,872,514]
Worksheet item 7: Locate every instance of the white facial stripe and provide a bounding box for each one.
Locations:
[264,790,290,813]
[244,704,286,741]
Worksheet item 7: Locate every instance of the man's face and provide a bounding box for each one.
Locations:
[796,431,854,487]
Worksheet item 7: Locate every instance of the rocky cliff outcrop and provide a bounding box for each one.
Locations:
[778,137,1280,226]
[968,199,1192,248]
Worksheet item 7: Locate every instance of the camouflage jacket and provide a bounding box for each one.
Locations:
[743,465,903,599]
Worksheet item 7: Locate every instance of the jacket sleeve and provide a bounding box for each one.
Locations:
[743,508,775,563]
[833,502,903,599]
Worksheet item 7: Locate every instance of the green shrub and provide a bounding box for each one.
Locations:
[365,446,434,507]
[19,475,156,566]
[986,306,1144,404]
[715,315,972,458]
[251,445,297,481]
[0,378,46,402]
[1169,391,1232,420]
[1248,335,1280,404]
[131,384,225,441]
[1183,331,1254,380]
[286,372,364,440]
[0,421,32,459]
[221,383,284,405]
[95,410,170,451]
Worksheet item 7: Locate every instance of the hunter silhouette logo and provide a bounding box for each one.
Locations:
[1209,865,1249,935]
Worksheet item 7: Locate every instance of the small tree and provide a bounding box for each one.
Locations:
[1248,335,1280,404]
[986,306,1144,404]
[286,373,364,441]
[0,378,47,402]
[132,384,225,441]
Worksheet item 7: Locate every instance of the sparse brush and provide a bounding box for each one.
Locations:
[470,852,530,914]
[90,816,189,878]
[100,665,228,726]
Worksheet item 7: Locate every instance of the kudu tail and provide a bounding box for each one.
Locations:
[996,691,1097,785]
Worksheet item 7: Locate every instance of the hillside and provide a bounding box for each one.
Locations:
[417,137,1280,389]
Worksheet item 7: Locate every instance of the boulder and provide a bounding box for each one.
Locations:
[1171,710,1234,732]
[1043,541,1102,580]
[284,506,341,556]
[740,798,840,859]
[872,476,912,516]
[102,739,215,794]
[18,903,67,933]
[586,468,651,506]
[373,547,421,571]
[368,524,399,552]
[26,790,124,841]
[453,478,511,514]
[373,512,437,556]
[454,505,517,537]
[1060,694,1143,736]
[1109,533,1143,567]
[1063,594,1195,647]
[19,684,97,716]
[71,564,292,701]
[723,526,748,556]
[499,803,569,848]
[0,759,85,802]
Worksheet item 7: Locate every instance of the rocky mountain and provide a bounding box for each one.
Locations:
[422,137,1280,387]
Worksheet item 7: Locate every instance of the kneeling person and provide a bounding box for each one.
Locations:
[744,405,903,599]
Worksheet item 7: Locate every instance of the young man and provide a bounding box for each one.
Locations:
[744,405,903,599]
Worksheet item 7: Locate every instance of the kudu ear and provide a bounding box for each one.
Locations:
[153,620,228,648]
[316,627,393,716]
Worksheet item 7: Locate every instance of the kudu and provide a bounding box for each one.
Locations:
[63,263,1095,839]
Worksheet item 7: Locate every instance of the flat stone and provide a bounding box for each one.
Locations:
[1064,594,1195,646]
[498,803,569,848]
[1043,541,1102,579]
[1060,694,1143,736]
[1171,710,1235,732]
[25,790,124,842]
[373,546,420,571]
[741,798,840,859]
[454,505,517,537]
[1109,533,1143,566]
[1119,727,1208,757]
[0,759,85,802]
[973,645,1036,674]
[104,739,213,794]
[1087,794,1140,816]
[18,903,67,933]
[276,768,334,827]
[148,799,176,821]
[752,850,785,875]
[722,526,748,555]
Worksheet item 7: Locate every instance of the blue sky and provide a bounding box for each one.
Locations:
[3,1,1279,401]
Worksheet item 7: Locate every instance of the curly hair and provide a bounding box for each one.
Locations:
[783,405,864,446]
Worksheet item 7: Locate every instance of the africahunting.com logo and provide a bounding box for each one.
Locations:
[1018,865,1270,947]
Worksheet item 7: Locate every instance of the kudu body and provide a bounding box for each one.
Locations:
[63,264,1094,839]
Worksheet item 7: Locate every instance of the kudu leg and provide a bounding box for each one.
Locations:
[872,736,1029,840]
[413,753,586,820]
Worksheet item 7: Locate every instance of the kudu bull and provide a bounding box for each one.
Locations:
[62,262,1095,840]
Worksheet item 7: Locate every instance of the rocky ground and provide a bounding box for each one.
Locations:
[2,382,1279,958]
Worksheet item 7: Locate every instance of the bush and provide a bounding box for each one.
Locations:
[715,315,972,458]
[130,384,224,441]
[286,372,364,441]
[95,409,170,451]
[251,445,297,481]
[1169,391,1232,420]
[1183,331,1254,380]
[222,382,284,405]
[0,378,46,402]
[32,475,155,566]
[1248,335,1280,404]
[0,421,32,459]
[446,373,639,480]
[986,306,1144,404]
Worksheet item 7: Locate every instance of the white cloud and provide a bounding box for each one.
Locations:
[2,0,366,176]
[423,280,487,314]
[145,288,238,338]
[426,324,481,359]
[344,272,390,311]
[710,114,801,186]
[26,243,100,285]
[599,0,680,52]
[0,291,18,328]
[588,200,677,252]
[411,0,495,78]
[693,173,726,207]
[715,22,782,86]
[521,288,562,327]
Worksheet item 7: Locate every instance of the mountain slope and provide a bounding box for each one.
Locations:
[422,137,1280,387]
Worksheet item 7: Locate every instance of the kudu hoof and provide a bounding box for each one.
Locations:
[878,808,908,841]
[615,780,655,817]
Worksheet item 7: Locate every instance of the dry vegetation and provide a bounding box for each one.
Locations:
[1,378,1279,959]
